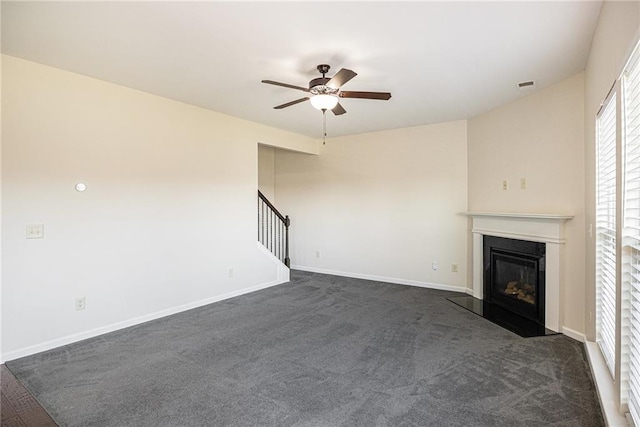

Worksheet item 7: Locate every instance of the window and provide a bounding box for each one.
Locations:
[592,37,640,426]
[596,90,617,377]
[623,42,640,423]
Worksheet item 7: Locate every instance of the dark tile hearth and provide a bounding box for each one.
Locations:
[448,295,558,338]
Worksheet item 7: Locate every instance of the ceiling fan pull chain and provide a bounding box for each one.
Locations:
[323,109,327,145]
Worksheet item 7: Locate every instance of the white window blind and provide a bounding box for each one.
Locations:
[623,43,640,423]
[596,90,617,377]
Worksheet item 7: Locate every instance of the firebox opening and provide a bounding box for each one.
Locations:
[484,236,546,325]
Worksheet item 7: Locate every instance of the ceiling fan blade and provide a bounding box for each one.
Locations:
[274,97,310,109]
[332,103,347,116]
[326,68,357,89]
[262,80,310,92]
[339,91,392,100]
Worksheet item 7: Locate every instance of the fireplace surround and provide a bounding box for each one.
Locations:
[463,212,573,333]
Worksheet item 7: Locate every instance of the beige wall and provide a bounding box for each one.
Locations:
[258,144,276,202]
[275,121,469,291]
[584,1,640,341]
[1,56,314,360]
[468,73,586,335]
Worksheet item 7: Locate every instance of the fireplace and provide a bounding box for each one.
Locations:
[484,236,545,324]
[457,212,572,335]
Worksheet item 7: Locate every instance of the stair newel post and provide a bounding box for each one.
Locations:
[284,215,290,267]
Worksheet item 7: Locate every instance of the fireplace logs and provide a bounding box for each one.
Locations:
[504,281,535,304]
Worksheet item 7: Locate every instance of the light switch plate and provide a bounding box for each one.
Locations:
[26,224,44,239]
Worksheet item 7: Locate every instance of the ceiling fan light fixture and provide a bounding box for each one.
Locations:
[310,94,338,111]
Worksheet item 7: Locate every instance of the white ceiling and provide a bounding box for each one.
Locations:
[1,1,602,138]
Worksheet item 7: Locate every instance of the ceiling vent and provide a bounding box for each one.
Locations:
[517,80,536,89]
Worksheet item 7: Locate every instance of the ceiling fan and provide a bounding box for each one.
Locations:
[262,64,392,116]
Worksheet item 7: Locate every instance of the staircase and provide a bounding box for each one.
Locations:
[258,190,290,267]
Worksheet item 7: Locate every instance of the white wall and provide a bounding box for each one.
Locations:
[275,121,469,291]
[584,0,640,342]
[467,73,585,336]
[258,144,276,202]
[1,56,316,360]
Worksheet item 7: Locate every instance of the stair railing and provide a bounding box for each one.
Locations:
[258,190,290,267]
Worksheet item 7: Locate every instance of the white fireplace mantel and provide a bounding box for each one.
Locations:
[461,212,574,333]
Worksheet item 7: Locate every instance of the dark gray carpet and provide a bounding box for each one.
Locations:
[7,270,603,426]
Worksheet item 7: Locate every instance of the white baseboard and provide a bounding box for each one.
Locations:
[2,278,287,362]
[561,326,586,343]
[291,265,468,294]
[585,341,628,427]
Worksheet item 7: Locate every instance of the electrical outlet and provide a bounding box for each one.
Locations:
[75,297,86,311]
[26,224,44,239]
[316,250,321,259]
[432,261,439,271]
[520,178,527,190]
[502,180,509,191]
[228,268,234,278]
[451,264,459,273]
